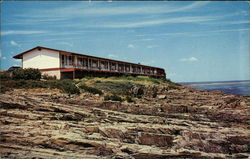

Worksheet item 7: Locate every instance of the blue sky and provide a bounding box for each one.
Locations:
[1,1,249,82]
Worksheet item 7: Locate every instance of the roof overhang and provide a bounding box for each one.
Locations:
[13,46,42,59]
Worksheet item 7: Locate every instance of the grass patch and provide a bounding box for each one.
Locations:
[0,84,12,93]
[108,76,163,84]
[93,81,134,95]
[79,84,103,95]
[104,95,122,102]
[126,96,134,103]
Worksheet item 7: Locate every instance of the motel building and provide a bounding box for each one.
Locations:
[13,46,166,79]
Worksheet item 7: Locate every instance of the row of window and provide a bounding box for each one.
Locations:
[61,54,162,75]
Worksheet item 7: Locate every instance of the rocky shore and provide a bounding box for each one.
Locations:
[0,83,249,158]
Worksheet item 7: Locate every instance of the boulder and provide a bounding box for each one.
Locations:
[157,95,166,99]
[101,101,121,110]
[138,132,173,147]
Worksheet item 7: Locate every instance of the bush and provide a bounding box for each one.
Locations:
[6,80,47,89]
[168,84,180,90]
[93,81,133,95]
[0,79,80,94]
[13,68,41,80]
[47,80,80,94]
[79,84,103,95]
[0,71,12,80]
[0,84,12,93]
[126,96,134,103]
[104,95,122,102]
[134,94,142,99]
[42,74,57,80]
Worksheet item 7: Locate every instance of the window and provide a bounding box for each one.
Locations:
[92,59,97,68]
[118,64,124,72]
[100,61,108,70]
[61,55,65,65]
[110,62,116,71]
[83,58,88,67]
[125,65,130,72]
[68,56,73,65]
[78,57,83,66]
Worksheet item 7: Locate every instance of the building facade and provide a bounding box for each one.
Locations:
[13,46,166,79]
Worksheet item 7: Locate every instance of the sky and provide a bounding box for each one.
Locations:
[1,1,249,82]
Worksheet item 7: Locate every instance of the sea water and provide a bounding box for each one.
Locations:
[180,80,250,95]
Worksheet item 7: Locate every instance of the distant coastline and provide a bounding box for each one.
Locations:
[179,80,250,95]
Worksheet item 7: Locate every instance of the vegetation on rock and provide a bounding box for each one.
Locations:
[104,94,123,102]
[79,84,103,95]
[1,74,181,96]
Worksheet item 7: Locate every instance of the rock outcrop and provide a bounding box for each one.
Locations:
[0,86,249,159]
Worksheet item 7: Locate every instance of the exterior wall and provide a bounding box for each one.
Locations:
[23,48,60,69]
[41,70,61,79]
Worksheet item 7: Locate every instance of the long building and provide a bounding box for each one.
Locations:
[13,46,166,79]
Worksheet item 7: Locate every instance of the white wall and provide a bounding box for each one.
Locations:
[23,48,60,69]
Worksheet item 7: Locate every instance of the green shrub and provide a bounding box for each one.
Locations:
[243,144,249,152]
[8,80,47,89]
[134,94,142,99]
[0,84,12,93]
[0,71,12,80]
[1,79,80,94]
[168,84,180,90]
[13,68,41,80]
[79,84,103,95]
[47,80,80,94]
[104,95,122,102]
[42,74,57,80]
[93,81,133,95]
[126,96,134,103]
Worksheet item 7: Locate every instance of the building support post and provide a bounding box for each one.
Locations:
[73,70,75,79]
[88,58,90,69]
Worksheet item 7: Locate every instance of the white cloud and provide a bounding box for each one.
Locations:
[146,45,158,49]
[10,40,18,46]
[10,40,22,48]
[12,58,21,65]
[133,38,154,42]
[128,44,135,48]
[123,57,128,60]
[141,60,155,65]
[180,57,199,62]
[137,28,250,38]
[2,30,47,36]
[93,16,216,28]
[58,42,73,47]
[15,2,209,19]
[107,54,118,58]
[204,20,250,26]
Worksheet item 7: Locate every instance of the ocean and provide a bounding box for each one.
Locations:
[180,80,250,96]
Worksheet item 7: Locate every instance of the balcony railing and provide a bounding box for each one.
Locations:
[61,64,164,76]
